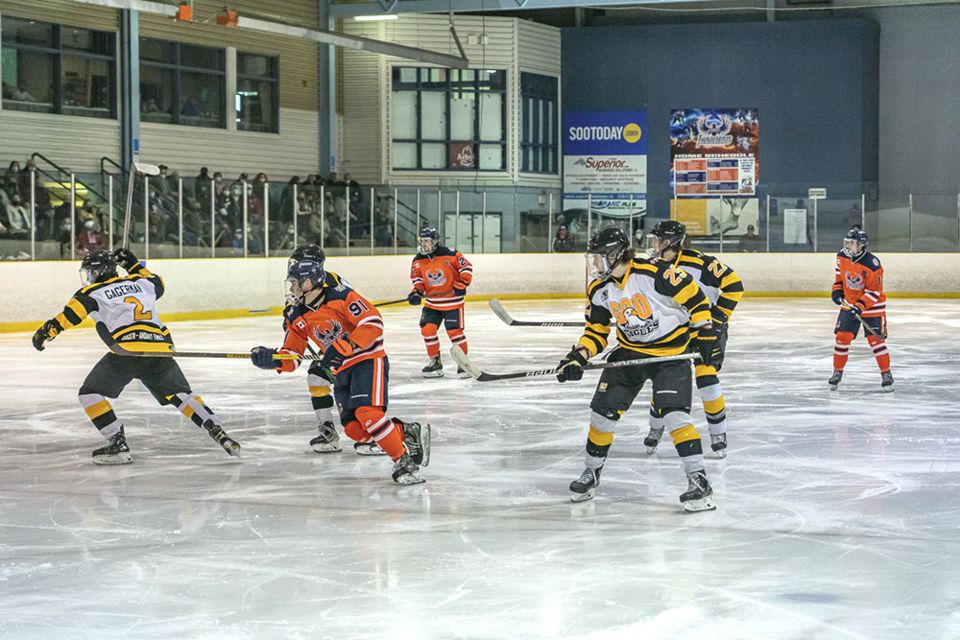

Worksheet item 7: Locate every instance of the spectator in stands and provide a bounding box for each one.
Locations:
[195,167,211,204]
[4,162,21,196]
[738,224,761,252]
[154,164,171,196]
[553,225,574,253]
[214,173,228,212]
[280,176,300,221]
[76,213,104,252]
[2,193,31,238]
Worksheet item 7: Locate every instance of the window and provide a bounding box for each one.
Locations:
[390,67,506,171]
[520,73,558,174]
[0,17,115,118]
[236,52,279,133]
[139,37,225,128]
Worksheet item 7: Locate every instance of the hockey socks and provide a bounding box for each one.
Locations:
[168,392,221,429]
[306,372,336,424]
[833,331,854,370]
[867,335,891,373]
[78,389,122,439]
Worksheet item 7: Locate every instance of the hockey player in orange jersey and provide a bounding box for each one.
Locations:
[830,229,894,391]
[407,227,474,378]
[251,261,431,484]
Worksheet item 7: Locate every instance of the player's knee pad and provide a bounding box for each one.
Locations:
[835,331,854,346]
[344,420,368,442]
[866,334,884,347]
[662,409,694,433]
[694,364,718,384]
[589,410,620,430]
[420,323,439,337]
[355,406,389,433]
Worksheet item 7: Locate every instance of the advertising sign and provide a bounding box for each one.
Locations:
[671,108,759,235]
[563,111,647,220]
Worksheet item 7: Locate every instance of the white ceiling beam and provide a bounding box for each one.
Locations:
[331,0,717,18]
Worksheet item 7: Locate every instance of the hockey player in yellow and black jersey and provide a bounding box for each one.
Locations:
[281,245,385,457]
[556,227,718,512]
[644,221,744,458]
[31,248,240,465]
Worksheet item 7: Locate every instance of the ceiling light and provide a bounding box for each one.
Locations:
[354,14,399,21]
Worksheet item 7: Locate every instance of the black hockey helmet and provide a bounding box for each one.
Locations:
[79,249,118,286]
[418,227,440,255]
[842,228,868,258]
[648,220,687,258]
[288,244,325,270]
[286,260,327,307]
[585,227,631,281]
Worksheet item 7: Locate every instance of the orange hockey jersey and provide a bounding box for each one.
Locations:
[410,247,473,311]
[833,251,886,317]
[278,282,385,373]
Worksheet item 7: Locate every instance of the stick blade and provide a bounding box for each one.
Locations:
[488,298,515,326]
[450,346,482,380]
[132,162,161,176]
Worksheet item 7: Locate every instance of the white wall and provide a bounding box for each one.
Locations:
[2,252,958,330]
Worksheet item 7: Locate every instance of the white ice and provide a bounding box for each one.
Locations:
[2,298,960,640]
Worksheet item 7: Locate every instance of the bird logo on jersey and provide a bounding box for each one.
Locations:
[426,268,447,286]
[845,272,865,290]
[313,320,344,349]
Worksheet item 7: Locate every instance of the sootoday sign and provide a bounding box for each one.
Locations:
[563,111,648,220]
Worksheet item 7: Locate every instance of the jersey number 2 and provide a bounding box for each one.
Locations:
[124,297,152,320]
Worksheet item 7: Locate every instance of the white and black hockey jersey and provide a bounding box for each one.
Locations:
[50,263,174,352]
[577,258,712,358]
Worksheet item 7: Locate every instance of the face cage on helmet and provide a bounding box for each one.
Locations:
[645,234,677,259]
[585,249,621,281]
[842,238,866,258]
[418,237,438,255]
[79,265,106,286]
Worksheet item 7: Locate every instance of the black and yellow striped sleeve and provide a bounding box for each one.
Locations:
[128,263,165,298]
[52,292,97,334]
[715,269,744,322]
[657,266,711,326]
[576,283,611,357]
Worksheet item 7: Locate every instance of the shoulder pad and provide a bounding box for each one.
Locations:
[587,279,606,298]
[863,252,881,270]
[324,271,343,287]
[836,251,847,260]
[285,304,309,324]
[323,282,353,302]
[436,246,457,258]
[411,253,422,265]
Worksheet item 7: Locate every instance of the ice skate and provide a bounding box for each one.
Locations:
[399,419,431,467]
[643,427,664,455]
[354,441,386,456]
[711,433,728,458]
[92,427,132,465]
[569,467,601,502]
[456,366,471,379]
[391,453,425,485]
[828,370,843,390]
[881,371,894,392]
[422,356,444,378]
[680,469,716,512]
[204,420,241,458]
[310,421,342,453]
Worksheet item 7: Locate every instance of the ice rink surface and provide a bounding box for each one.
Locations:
[2,297,960,640]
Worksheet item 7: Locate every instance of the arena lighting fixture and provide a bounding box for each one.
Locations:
[354,15,400,21]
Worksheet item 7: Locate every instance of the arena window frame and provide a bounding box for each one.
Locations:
[0,17,116,119]
[520,72,559,175]
[139,37,226,129]
[390,67,507,172]
[236,52,279,134]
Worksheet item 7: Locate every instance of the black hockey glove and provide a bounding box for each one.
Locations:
[251,346,281,370]
[831,290,844,306]
[31,319,61,352]
[320,338,354,373]
[454,287,466,297]
[407,290,423,306]
[114,247,140,271]
[557,347,588,383]
[692,325,722,369]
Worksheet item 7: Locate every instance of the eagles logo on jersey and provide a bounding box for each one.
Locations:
[313,320,345,349]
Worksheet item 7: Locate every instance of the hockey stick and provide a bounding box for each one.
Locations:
[450,345,698,382]
[375,298,411,308]
[489,298,582,327]
[109,342,323,361]
[841,301,883,339]
[121,162,161,250]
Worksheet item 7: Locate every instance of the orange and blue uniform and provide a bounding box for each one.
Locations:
[411,246,473,358]
[832,250,890,373]
[278,283,407,460]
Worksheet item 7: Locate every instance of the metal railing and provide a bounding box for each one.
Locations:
[2,176,958,260]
